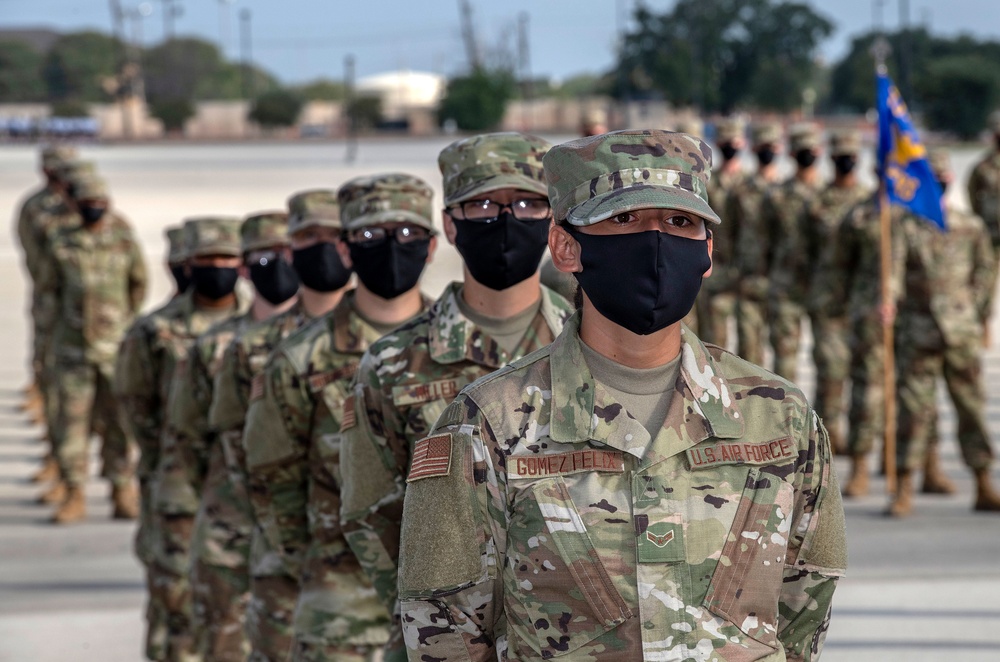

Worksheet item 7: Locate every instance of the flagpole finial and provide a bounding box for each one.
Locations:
[871,36,892,72]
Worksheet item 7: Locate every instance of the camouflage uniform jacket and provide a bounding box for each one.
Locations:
[763,177,823,304]
[15,185,65,281]
[813,197,906,322]
[156,312,255,517]
[242,292,429,648]
[340,282,572,617]
[398,314,847,662]
[36,212,147,367]
[208,299,314,572]
[730,175,781,301]
[704,169,745,294]
[116,288,252,479]
[967,149,1000,247]
[897,207,994,349]
[806,182,872,315]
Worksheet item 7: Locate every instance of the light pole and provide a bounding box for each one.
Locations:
[218,0,236,58]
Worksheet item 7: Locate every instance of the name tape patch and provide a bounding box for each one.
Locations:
[392,378,466,407]
[509,449,625,479]
[687,438,795,469]
[340,395,357,431]
[250,374,266,402]
[308,365,357,393]
[406,433,453,482]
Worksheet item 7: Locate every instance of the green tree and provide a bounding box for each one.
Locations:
[0,40,46,102]
[438,67,516,131]
[918,55,1000,139]
[42,31,122,102]
[612,0,833,112]
[297,78,347,101]
[150,98,195,132]
[249,88,303,128]
[346,94,383,131]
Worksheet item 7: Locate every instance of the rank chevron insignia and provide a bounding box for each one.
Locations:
[646,529,674,548]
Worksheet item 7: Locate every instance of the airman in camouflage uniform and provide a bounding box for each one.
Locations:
[730,122,784,367]
[399,130,846,662]
[243,174,436,662]
[762,123,825,381]
[966,109,1000,317]
[35,174,147,523]
[889,150,1000,516]
[340,133,572,659]
[117,217,251,662]
[696,118,746,348]
[807,130,871,454]
[156,212,296,661]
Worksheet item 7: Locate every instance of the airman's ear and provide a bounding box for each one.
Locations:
[549,224,582,274]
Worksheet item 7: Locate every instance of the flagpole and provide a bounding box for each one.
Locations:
[873,37,897,496]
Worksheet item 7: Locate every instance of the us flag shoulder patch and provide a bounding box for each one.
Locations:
[406,433,453,482]
[250,374,267,401]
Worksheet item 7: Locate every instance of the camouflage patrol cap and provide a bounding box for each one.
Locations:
[673,117,704,139]
[789,122,822,152]
[242,211,290,252]
[338,173,436,232]
[928,148,950,177]
[989,110,1000,133]
[69,174,108,200]
[165,226,187,264]
[751,122,783,147]
[287,189,341,234]
[438,132,551,206]
[182,216,243,258]
[41,145,78,170]
[715,118,745,144]
[829,129,862,156]
[55,159,97,181]
[543,129,721,226]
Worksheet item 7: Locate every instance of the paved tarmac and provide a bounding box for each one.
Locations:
[1,139,999,661]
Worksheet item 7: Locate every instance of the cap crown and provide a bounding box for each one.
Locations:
[287,189,341,234]
[242,211,290,252]
[338,173,435,231]
[41,145,78,169]
[789,122,821,152]
[438,132,550,206]
[71,174,108,199]
[829,129,861,156]
[165,226,187,263]
[183,216,243,257]
[751,122,783,146]
[715,118,745,143]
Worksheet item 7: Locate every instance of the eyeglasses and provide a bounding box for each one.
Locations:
[450,198,551,223]
[346,224,431,246]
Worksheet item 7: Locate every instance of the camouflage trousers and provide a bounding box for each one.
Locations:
[190,442,254,661]
[149,559,202,662]
[138,479,170,661]
[812,314,850,450]
[767,297,806,382]
[246,570,298,662]
[51,360,133,488]
[291,641,385,662]
[695,291,736,350]
[896,336,995,472]
[736,298,768,368]
[847,315,890,457]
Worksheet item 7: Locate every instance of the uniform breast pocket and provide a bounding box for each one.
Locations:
[505,476,633,659]
[702,465,794,649]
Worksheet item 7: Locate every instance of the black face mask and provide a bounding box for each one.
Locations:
[936,179,949,195]
[833,154,857,177]
[78,205,106,225]
[292,242,352,293]
[190,265,239,300]
[250,256,300,305]
[719,143,739,161]
[349,237,430,300]
[569,228,711,336]
[453,212,550,291]
[170,265,192,294]
[756,147,776,167]
[795,149,817,169]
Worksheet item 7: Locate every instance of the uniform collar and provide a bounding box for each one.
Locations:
[548,314,744,466]
[333,289,433,354]
[427,281,569,367]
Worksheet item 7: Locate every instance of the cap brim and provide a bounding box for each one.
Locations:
[566,184,721,226]
[446,173,549,206]
[242,238,291,253]
[289,217,342,234]
[190,245,242,258]
[347,209,436,232]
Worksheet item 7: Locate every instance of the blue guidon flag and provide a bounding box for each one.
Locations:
[877,72,946,230]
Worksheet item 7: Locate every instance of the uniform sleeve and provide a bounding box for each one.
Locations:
[243,353,312,578]
[398,397,504,662]
[968,163,986,220]
[154,350,206,517]
[33,238,60,342]
[733,190,770,301]
[777,408,848,661]
[128,234,148,314]
[116,321,163,478]
[17,198,41,280]
[971,218,996,322]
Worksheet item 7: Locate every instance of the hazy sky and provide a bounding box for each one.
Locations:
[1,0,998,84]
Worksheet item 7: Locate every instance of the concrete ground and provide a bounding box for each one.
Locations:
[1,139,999,661]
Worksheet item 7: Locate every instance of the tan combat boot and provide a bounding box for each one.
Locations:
[886,471,915,517]
[52,486,86,524]
[921,446,957,494]
[31,455,59,484]
[37,479,67,505]
[973,468,1000,512]
[842,455,870,498]
[111,483,140,520]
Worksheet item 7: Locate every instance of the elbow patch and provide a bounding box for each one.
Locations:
[799,461,848,574]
